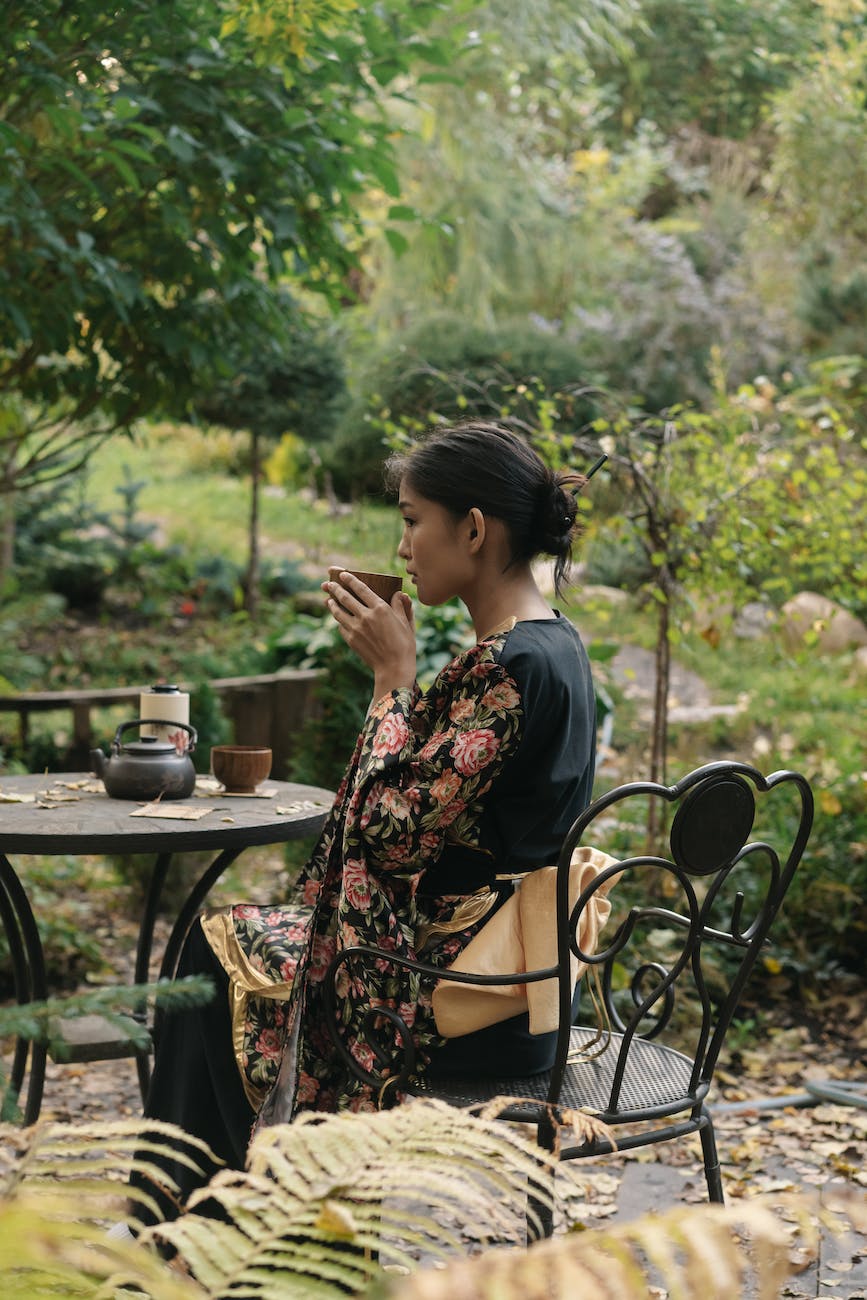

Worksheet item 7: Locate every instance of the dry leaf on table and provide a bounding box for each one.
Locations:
[130,803,214,820]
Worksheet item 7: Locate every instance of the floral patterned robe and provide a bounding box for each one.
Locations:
[202,618,595,1123]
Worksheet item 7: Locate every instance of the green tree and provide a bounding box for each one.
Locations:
[585,0,822,141]
[354,0,861,436]
[352,0,819,429]
[358,0,640,331]
[0,0,463,576]
[579,356,867,842]
[769,26,867,357]
[326,315,603,497]
[193,307,347,616]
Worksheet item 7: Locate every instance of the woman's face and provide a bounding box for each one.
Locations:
[396,479,472,606]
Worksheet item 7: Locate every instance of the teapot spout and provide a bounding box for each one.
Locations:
[90,748,106,779]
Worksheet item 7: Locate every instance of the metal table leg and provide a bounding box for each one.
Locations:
[132,851,173,1103]
[0,852,49,1125]
[133,845,244,1105]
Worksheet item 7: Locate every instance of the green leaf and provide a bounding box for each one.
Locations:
[385,228,410,256]
[108,138,158,166]
[0,0,468,486]
[110,95,140,122]
[369,60,407,86]
[165,125,198,163]
[104,149,141,191]
[368,155,402,198]
[387,204,418,222]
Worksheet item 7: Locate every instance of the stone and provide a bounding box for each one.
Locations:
[734,601,778,640]
[780,592,867,654]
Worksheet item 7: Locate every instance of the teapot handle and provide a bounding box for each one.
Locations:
[112,719,198,753]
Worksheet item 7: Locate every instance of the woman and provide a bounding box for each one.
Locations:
[136,421,597,1221]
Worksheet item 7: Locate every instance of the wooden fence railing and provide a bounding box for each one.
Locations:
[0,669,321,780]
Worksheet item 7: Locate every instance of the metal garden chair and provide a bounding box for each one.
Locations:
[323,760,814,1237]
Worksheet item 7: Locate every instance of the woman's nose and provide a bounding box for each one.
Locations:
[397,532,410,559]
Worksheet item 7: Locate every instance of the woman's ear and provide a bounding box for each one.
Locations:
[467,507,485,551]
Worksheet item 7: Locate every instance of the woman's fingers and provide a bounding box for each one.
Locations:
[322,575,393,643]
[322,572,378,613]
[321,575,415,686]
[322,582,359,631]
[393,590,415,631]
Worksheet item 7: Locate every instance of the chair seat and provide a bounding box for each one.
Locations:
[416,1025,699,1122]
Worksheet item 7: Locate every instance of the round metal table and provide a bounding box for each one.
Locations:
[0,771,333,1122]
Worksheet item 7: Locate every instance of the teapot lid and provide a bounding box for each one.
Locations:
[119,735,178,756]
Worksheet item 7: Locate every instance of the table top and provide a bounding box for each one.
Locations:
[0,772,334,855]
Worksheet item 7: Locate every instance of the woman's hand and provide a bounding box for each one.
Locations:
[323,572,416,698]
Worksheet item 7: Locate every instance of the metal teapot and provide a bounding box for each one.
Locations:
[90,719,198,801]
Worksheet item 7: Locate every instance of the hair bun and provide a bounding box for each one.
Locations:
[536,474,579,559]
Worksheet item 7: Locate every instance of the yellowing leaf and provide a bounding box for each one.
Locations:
[315,1199,359,1238]
[819,790,843,815]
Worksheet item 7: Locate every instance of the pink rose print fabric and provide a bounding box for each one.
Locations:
[217,634,524,1120]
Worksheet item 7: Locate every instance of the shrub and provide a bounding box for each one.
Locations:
[0,592,66,689]
[192,310,349,449]
[263,432,318,491]
[324,313,601,497]
[12,465,200,617]
[182,423,252,475]
[187,553,245,614]
[0,857,106,993]
[258,556,316,601]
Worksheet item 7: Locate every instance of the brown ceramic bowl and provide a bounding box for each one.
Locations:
[327,567,403,602]
[210,745,272,793]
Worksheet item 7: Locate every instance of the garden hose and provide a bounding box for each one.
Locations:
[714,1079,867,1115]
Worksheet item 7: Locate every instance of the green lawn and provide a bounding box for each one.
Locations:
[83,422,401,577]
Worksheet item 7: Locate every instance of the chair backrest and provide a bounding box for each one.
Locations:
[546,760,814,1111]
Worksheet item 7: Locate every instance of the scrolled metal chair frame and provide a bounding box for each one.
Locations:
[322,760,813,1236]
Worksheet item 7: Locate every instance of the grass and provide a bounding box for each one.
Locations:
[83,421,401,576]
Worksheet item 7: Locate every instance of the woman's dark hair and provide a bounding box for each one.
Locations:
[384,421,586,595]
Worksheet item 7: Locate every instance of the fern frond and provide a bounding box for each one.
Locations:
[0,1118,218,1296]
[0,1105,862,1300]
[0,1116,215,1225]
[381,1191,835,1300]
[0,976,215,1119]
[0,1191,201,1299]
[151,1098,586,1295]
[0,975,214,1048]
